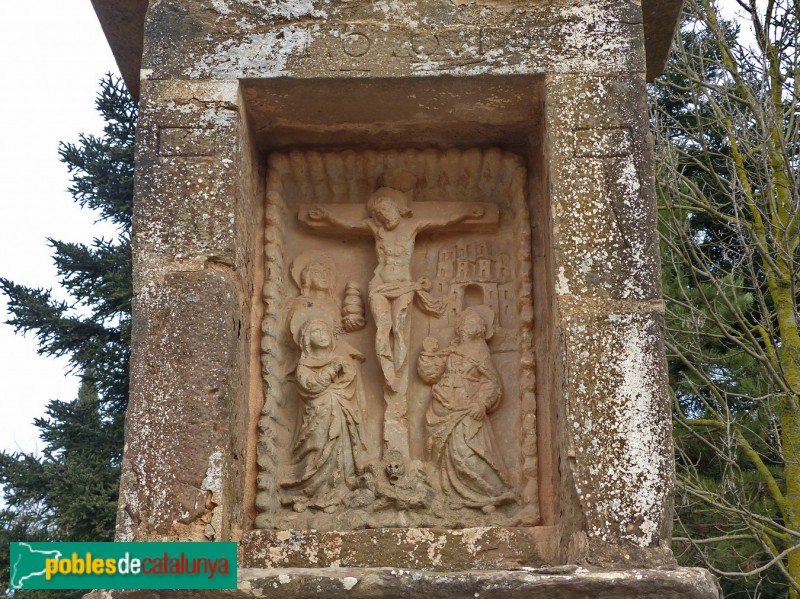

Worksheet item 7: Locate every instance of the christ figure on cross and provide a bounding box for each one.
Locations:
[299,186,499,459]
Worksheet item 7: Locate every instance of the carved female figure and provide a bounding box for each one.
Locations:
[280,317,367,513]
[418,307,515,511]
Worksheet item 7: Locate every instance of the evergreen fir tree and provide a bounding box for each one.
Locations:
[0,75,135,597]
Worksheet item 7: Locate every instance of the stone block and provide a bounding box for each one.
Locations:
[133,156,238,274]
[140,0,644,81]
[119,270,242,541]
[92,0,680,100]
[547,74,660,301]
[240,527,559,571]
[132,81,247,282]
[84,566,721,598]
[562,308,672,550]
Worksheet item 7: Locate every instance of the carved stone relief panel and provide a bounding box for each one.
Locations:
[255,148,538,531]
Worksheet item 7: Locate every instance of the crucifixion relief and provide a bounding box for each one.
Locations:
[299,187,499,461]
[256,148,538,531]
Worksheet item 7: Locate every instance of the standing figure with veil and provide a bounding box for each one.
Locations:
[417,306,516,512]
[280,316,367,514]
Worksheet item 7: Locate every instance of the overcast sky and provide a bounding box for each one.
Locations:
[0,1,753,457]
[0,2,118,455]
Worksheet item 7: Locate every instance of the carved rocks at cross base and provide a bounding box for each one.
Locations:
[255,148,538,531]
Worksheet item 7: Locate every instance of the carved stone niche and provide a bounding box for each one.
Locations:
[255,148,539,536]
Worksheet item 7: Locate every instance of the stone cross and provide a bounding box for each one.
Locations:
[299,190,499,459]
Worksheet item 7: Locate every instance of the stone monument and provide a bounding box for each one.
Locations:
[89,0,720,595]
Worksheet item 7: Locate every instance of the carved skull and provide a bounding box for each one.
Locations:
[384,451,406,485]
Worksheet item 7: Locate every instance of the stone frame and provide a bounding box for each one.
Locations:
[119,0,679,576]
